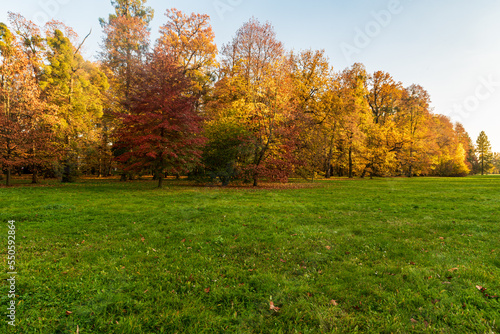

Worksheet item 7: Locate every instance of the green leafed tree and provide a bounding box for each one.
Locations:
[40,28,109,182]
[475,131,493,175]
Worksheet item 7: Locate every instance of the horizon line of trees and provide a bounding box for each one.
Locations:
[1,0,498,187]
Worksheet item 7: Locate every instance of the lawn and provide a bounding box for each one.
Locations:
[1,176,499,333]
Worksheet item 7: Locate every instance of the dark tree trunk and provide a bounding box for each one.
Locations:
[32,165,39,184]
[408,148,414,178]
[348,146,353,179]
[62,159,71,183]
[158,174,164,188]
[6,166,11,186]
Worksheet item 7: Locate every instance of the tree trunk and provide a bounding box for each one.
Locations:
[253,174,258,187]
[32,165,39,184]
[408,148,414,178]
[62,159,71,183]
[361,167,367,179]
[158,174,163,188]
[325,165,331,179]
[348,146,353,179]
[6,166,11,186]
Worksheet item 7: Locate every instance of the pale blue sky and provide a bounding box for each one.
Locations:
[1,0,500,151]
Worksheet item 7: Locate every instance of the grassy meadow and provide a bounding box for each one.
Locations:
[1,176,499,333]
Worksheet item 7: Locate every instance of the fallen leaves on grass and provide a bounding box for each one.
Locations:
[330,300,338,306]
[65,311,73,315]
[269,301,280,312]
[476,285,499,299]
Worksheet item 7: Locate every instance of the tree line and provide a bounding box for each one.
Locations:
[0,0,497,187]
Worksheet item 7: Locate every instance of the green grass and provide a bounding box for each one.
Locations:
[1,176,499,333]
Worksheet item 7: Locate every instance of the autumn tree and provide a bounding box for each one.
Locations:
[99,0,153,180]
[476,131,493,175]
[156,8,217,102]
[6,14,59,183]
[290,49,340,179]
[397,84,432,177]
[0,23,46,186]
[100,0,152,102]
[336,63,371,178]
[428,115,469,176]
[40,28,108,182]
[116,51,205,188]
[214,17,298,186]
[454,122,479,174]
[361,71,404,177]
[491,152,500,174]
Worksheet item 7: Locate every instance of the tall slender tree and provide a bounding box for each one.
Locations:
[476,131,493,175]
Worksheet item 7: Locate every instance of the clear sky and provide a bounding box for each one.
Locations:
[1,0,499,151]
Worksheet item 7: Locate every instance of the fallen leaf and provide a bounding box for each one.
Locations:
[410,318,418,323]
[476,285,485,291]
[65,311,73,315]
[439,237,444,240]
[141,237,145,243]
[325,246,331,250]
[181,239,186,243]
[204,287,210,293]
[280,259,286,263]
[448,268,459,272]
[410,261,416,265]
[144,290,148,293]
[330,300,338,306]
[269,301,280,312]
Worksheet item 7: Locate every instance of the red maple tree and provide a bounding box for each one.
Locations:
[115,51,205,187]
